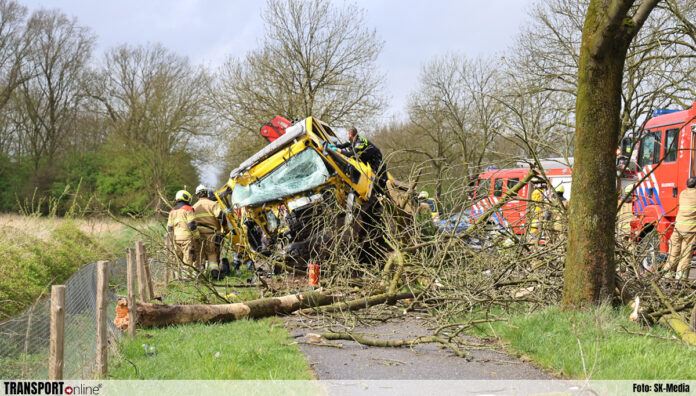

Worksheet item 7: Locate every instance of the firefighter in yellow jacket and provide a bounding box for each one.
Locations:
[167,190,199,270]
[193,185,225,278]
[549,185,569,244]
[529,182,546,242]
[666,177,696,280]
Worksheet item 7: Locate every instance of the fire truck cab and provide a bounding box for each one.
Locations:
[631,102,696,253]
[471,165,572,234]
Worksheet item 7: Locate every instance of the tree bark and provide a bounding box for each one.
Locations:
[319,332,468,358]
[563,0,660,308]
[660,314,696,346]
[124,291,335,328]
[118,289,418,328]
[302,290,415,315]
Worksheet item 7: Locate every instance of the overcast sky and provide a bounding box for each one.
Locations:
[22,0,536,116]
[21,0,537,183]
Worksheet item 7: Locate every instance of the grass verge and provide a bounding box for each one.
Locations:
[470,304,696,379]
[109,277,313,380]
[0,215,131,319]
[109,318,312,379]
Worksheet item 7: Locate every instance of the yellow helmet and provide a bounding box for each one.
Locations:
[623,184,634,195]
[175,190,192,203]
[555,185,565,193]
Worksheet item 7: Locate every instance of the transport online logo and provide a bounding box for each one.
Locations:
[3,381,102,395]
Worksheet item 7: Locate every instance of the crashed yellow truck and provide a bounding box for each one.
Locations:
[214,116,410,271]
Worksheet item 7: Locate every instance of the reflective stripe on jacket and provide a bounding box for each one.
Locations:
[168,203,199,241]
[193,198,222,234]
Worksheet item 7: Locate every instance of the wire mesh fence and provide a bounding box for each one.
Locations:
[0,249,166,379]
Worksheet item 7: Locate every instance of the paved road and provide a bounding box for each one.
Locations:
[285,313,552,380]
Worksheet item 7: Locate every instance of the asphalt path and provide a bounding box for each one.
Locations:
[285,312,553,380]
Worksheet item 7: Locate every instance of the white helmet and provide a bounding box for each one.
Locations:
[195,184,209,195]
[418,191,429,200]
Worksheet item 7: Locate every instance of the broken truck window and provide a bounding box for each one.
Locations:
[231,148,331,208]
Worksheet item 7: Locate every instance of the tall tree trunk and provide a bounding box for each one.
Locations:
[563,0,660,308]
[563,46,626,306]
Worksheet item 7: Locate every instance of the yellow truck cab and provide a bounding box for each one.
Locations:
[215,117,378,268]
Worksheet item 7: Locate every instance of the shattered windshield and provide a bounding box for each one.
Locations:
[231,148,330,208]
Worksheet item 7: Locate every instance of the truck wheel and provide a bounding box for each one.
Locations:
[638,231,663,271]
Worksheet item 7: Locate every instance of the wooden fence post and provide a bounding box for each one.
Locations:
[135,246,149,303]
[126,248,137,340]
[49,285,65,380]
[166,234,182,280]
[96,261,109,377]
[136,241,153,301]
[163,234,171,285]
[163,259,170,285]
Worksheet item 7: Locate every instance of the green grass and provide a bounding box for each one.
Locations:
[160,270,262,305]
[99,225,138,254]
[110,279,311,380]
[109,318,311,380]
[471,304,696,379]
[108,273,313,380]
[0,220,118,319]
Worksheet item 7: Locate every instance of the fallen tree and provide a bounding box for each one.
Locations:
[115,291,333,328]
[116,289,417,328]
[301,290,416,315]
[317,331,470,359]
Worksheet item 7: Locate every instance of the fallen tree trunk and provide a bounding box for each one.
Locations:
[118,291,335,328]
[319,332,469,359]
[301,290,416,315]
[660,314,696,346]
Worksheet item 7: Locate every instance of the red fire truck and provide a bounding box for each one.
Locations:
[630,102,696,255]
[470,165,572,234]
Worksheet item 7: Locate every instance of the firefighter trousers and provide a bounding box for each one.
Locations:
[667,230,696,274]
[196,231,220,271]
[174,238,196,267]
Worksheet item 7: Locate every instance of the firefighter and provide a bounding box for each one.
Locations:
[529,181,546,243]
[332,127,388,194]
[618,184,635,240]
[417,191,431,214]
[665,177,696,280]
[549,186,569,244]
[167,190,199,274]
[193,184,226,278]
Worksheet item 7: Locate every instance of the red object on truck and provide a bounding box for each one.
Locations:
[260,115,292,143]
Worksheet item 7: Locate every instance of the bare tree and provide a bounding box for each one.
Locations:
[10,8,95,172]
[497,68,575,163]
[89,43,210,209]
[209,0,386,169]
[0,0,30,157]
[661,0,696,104]
[0,0,31,112]
[508,0,694,157]
[395,55,505,198]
